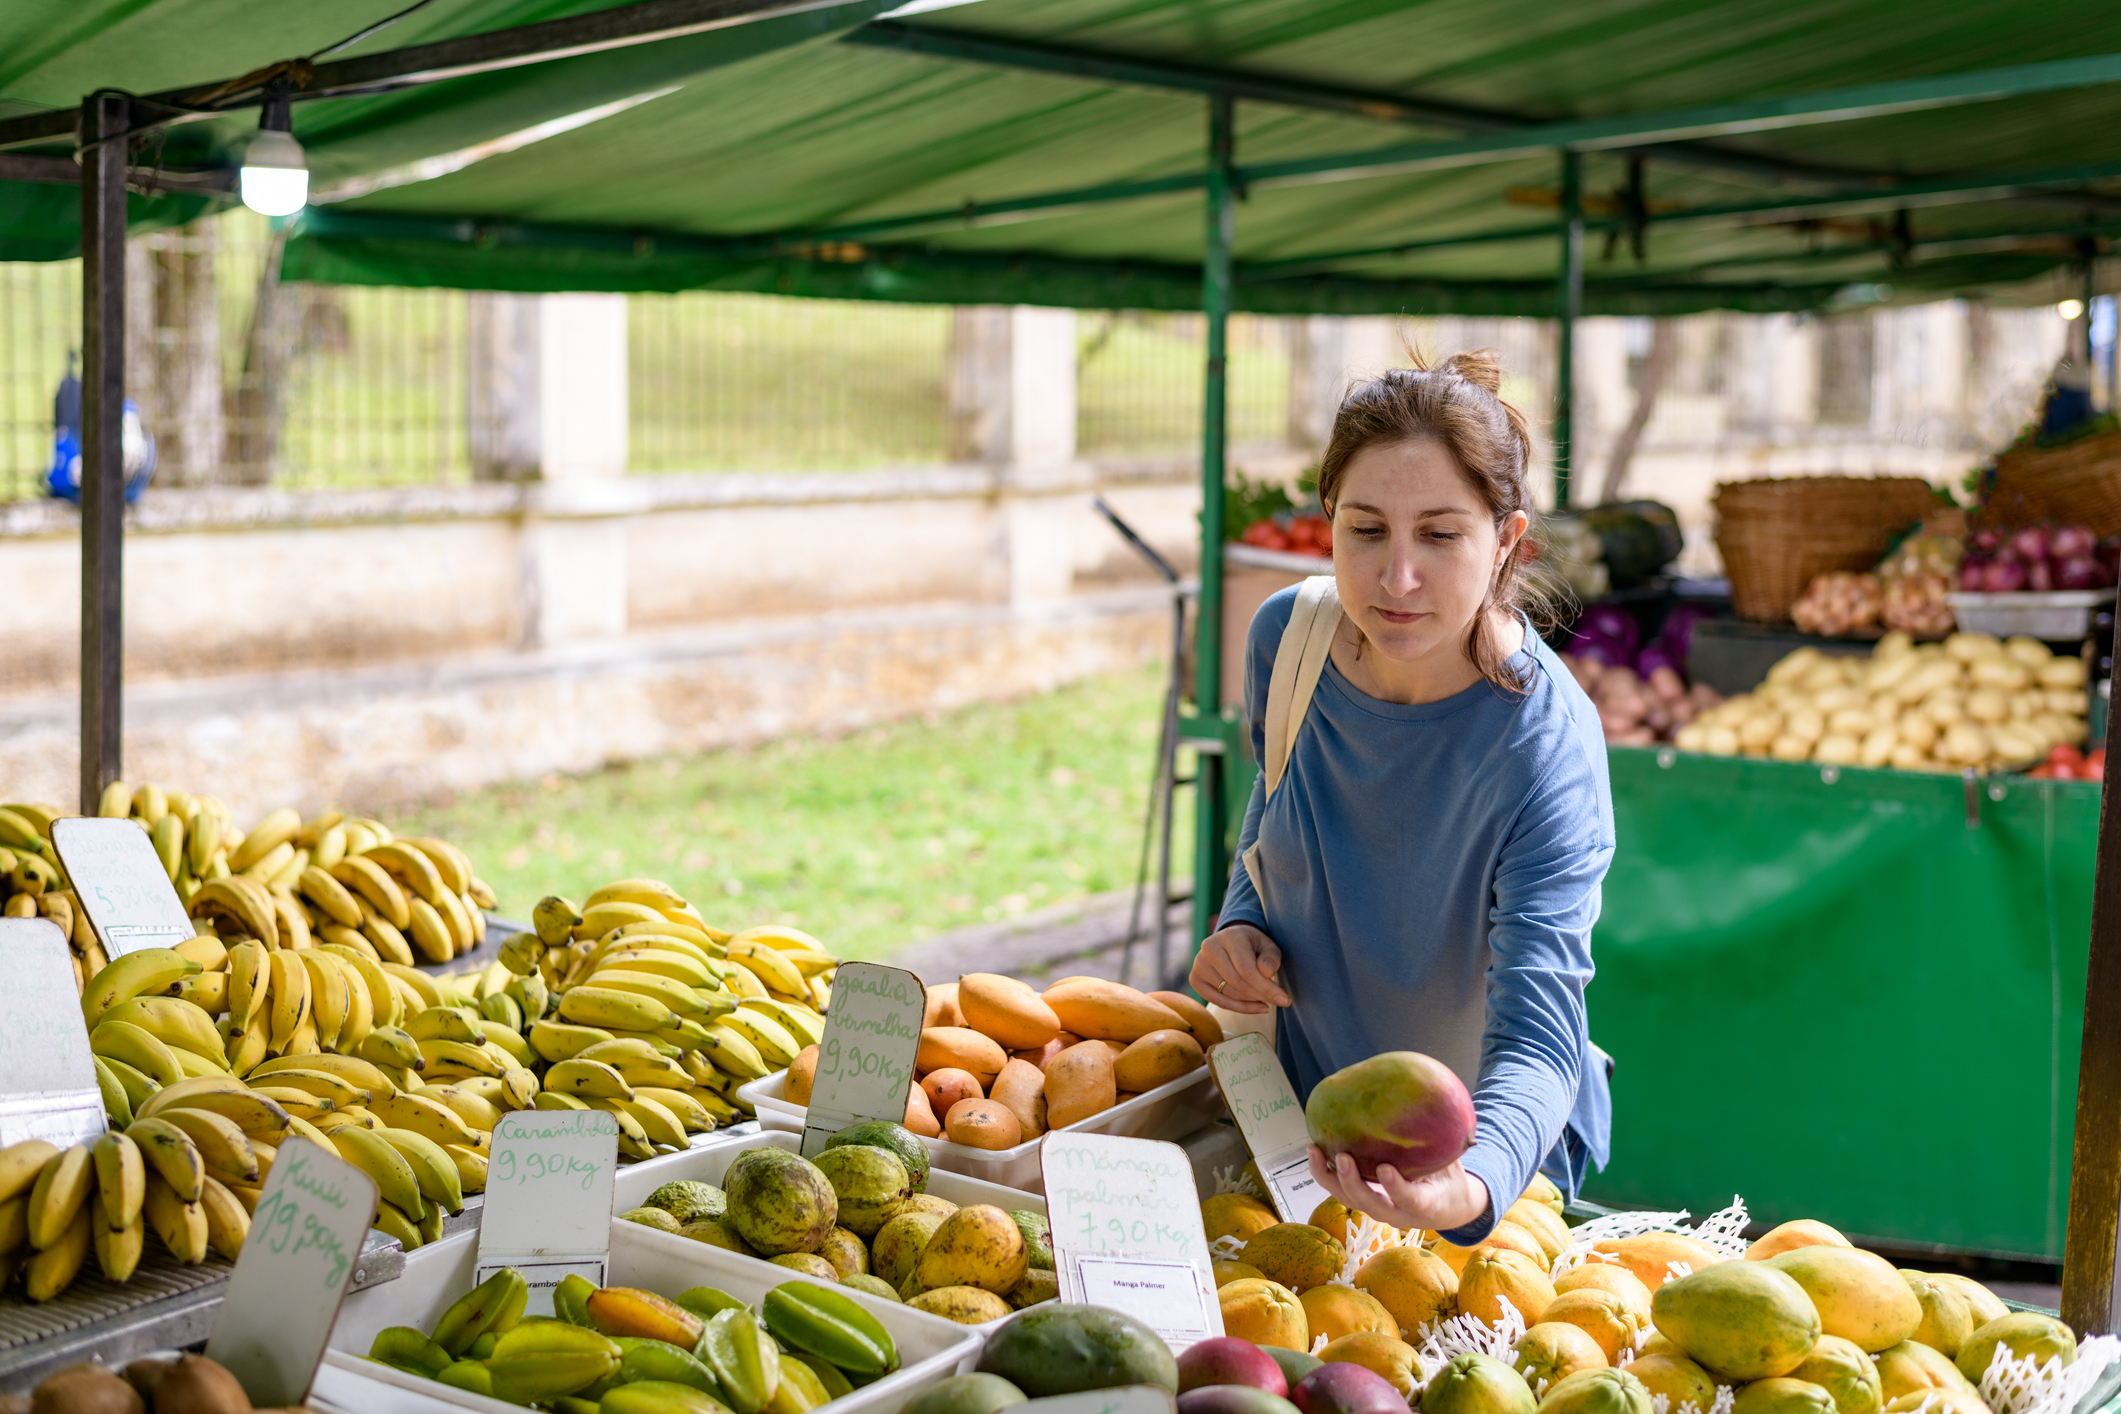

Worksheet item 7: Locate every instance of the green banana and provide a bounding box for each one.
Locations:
[603,1383,738,1414]
[554,1271,599,1327]
[93,1057,133,1128]
[432,1265,529,1356]
[355,1025,423,1071]
[614,1337,722,1395]
[699,1306,781,1414]
[369,1326,454,1378]
[760,1282,897,1375]
[486,1320,623,1405]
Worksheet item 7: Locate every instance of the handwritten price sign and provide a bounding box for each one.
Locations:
[50,817,196,958]
[477,1109,619,1315]
[207,1137,378,1407]
[1206,1033,1323,1222]
[1041,1132,1221,1351]
[0,920,106,1148]
[800,963,925,1157]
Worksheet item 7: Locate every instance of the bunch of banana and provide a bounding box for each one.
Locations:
[368,1269,895,1412]
[1,801,105,987]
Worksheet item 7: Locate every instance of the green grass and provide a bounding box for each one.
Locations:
[383,664,1196,961]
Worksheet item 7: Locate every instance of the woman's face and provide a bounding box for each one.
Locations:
[1330,438,1526,665]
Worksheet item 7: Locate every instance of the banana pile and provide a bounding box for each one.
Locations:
[499,879,839,1152]
[369,1266,898,1411]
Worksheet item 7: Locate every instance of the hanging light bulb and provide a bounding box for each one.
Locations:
[239,86,307,217]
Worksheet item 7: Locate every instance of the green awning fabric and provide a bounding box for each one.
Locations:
[8,0,2121,310]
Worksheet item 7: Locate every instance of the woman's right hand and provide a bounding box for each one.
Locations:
[1190,922,1290,1014]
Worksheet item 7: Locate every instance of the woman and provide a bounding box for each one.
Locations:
[1190,349,1612,1246]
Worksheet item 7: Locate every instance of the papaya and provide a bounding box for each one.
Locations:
[1622,1354,1718,1412]
[1513,1321,1607,1389]
[1442,1222,1546,1271]
[1762,1247,1920,1353]
[1425,1356,1544,1414]
[1882,1393,1992,1414]
[1319,1332,1421,1397]
[1113,1029,1205,1092]
[917,1028,1007,1085]
[1243,1223,1346,1294]
[1353,1245,1457,1332]
[1149,991,1225,1049]
[1634,1331,1681,1358]
[1042,1040,1116,1127]
[1506,1199,1572,1264]
[1553,1262,1654,1325]
[1304,1050,1476,1182]
[1745,1220,1850,1262]
[1426,1353,1536,1414]
[1733,1378,1838,1414]
[1537,1368,1654,1414]
[1219,1277,1308,1350]
[787,1045,818,1106]
[1308,1197,1358,1247]
[1041,978,1187,1042]
[1955,1312,2073,1385]
[910,1286,1012,1324]
[1201,1193,1279,1245]
[1299,1284,1398,1344]
[1539,1287,1643,1362]
[1214,1260,1266,1287]
[1459,1248,1556,1326]
[1873,1341,1972,1403]
[1788,1335,1884,1414]
[957,974,1062,1049]
[1523,1173,1566,1217]
[1651,1260,1820,1381]
[1899,1273,1972,1359]
[1925,1275,2007,1329]
[1593,1233,1727,1291]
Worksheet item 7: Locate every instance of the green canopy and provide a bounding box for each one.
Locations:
[261,0,2121,314]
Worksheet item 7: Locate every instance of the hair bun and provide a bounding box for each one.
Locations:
[1437,348,1504,393]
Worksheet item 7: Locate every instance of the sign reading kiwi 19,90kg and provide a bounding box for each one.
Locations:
[1040,1132,1222,1353]
[800,962,926,1158]
[1206,1032,1324,1223]
[50,816,197,958]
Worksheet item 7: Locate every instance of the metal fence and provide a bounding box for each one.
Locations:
[0,259,77,503]
[1077,311,1290,458]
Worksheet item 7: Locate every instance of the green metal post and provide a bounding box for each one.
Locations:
[1193,92,1236,948]
[1554,149,1583,510]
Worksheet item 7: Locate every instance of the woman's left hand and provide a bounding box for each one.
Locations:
[1307,1146,1491,1234]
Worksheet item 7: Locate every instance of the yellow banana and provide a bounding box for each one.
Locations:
[614,919,721,955]
[92,1021,183,1087]
[227,807,300,873]
[333,856,411,930]
[296,865,362,926]
[26,1203,92,1299]
[371,1200,423,1252]
[252,1068,369,1108]
[157,1108,259,1185]
[532,895,582,946]
[322,945,403,1029]
[743,999,826,1048]
[267,950,311,1054]
[527,1019,615,1064]
[366,1093,479,1148]
[594,947,717,991]
[714,1010,799,1069]
[613,1095,686,1149]
[173,972,229,1016]
[102,996,227,1063]
[296,950,351,1051]
[354,1024,422,1071]
[239,840,295,886]
[248,1086,336,1121]
[227,942,269,1029]
[335,951,375,1051]
[382,963,445,1010]
[188,878,278,947]
[405,1005,483,1044]
[102,1057,163,1114]
[27,1145,93,1249]
[725,939,806,998]
[533,1092,589,1111]
[418,1039,510,1080]
[545,1059,633,1101]
[294,810,346,850]
[586,969,710,1020]
[374,1127,464,1215]
[364,842,448,907]
[698,1024,769,1081]
[402,838,471,896]
[223,1008,270,1075]
[81,948,203,1030]
[436,889,477,955]
[136,1075,246,1118]
[400,898,450,964]
[92,1208,145,1282]
[272,894,312,952]
[198,1175,249,1259]
[427,1087,506,1133]
[185,809,220,874]
[311,824,348,871]
[0,1141,62,1205]
[362,915,417,967]
[440,1143,487,1194]
[557,985,672,1033]
[142,1170,210,1263]
[329,1124,425,1220]
[574,901,665,938]
[154,1089,290,1140]
[173,935,228,971]
[252,1052,395,1099]
[152,812,185,883]
[635,1086,718,1133]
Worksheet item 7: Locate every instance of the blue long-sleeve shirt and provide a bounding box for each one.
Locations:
[1219,586,1615,1245]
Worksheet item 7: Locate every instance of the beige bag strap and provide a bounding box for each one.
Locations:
[1240,576,1342,913]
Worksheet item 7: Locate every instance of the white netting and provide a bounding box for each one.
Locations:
[1208,1235,1248,1263]
[1213,1164,1266,1199]
[1411,1295,1529,1384]
[1334,1214,1420,1286]
[1550,1196,1750,1276]
[1649,1388,1734,1414]
[1977,1333,2121,1414]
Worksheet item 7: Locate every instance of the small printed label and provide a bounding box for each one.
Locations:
[800,962,925,1158]
[0,920,107,1149]
[1207,1034,1317,1222]
[50,817,196,959]
[478,1110,619,1317]
[207,1137,379,1408]
[1042,1132,1222,1351]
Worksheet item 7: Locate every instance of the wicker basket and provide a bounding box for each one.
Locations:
[1985,426,2121,535]
[1713,476,1937,622]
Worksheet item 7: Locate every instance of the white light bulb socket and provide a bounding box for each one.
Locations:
[239,120,308,217]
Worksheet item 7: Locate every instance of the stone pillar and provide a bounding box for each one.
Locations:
[1287,316,1346,454]
[469,293,629,481]
[947,306,1076,466]
[1571,317,1629,482]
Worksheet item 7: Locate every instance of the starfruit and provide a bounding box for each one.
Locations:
[432,1266,530,1356]
[603,1383,739,1414]
[553,1400,603,1414]
[486,1319,623,1404]
[370,1325,453,1378]
[615,1337,722,1395]
[555,1271,598,1326]
[760,1282,898,1376]
[468,1332,500,1361]
[767,1353,830,1414]
[793,1354,854,1402]
[701,1306,782,1414]
[676,1285,750,1321]
[587,1284,706,1348]
[438,1360,496,1397]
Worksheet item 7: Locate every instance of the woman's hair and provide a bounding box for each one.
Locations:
[1316,347,1553,694]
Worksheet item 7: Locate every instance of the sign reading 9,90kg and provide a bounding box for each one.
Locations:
[799,962,926,1157]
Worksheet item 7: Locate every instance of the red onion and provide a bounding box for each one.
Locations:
[1959,558,1990,591]
[1984,559,2029,592]
[1970,526,2004,553]
[2052,525,2098,559]
[2057,555,2105,591]
[1578,604,1641,655]
[2009,526,2051,562]
[2028,558,2055,592]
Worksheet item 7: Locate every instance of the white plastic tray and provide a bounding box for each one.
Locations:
[1945,588,2114,639]
[317,1198,985,1414]
[737,1063,1222,1191]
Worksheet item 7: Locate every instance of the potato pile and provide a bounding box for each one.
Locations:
[1564,658,1725,747]
[1673,631,2090,772]
[787,974,1220,1150]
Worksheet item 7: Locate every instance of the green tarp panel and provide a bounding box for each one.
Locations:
[1587,749,2096,1260]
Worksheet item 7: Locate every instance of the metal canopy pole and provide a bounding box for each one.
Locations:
[1191,92,1236,947]
[78,92,128,814]
[1553,150,1583,511]
[2063,634,2121,1331]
